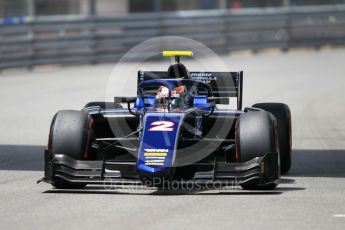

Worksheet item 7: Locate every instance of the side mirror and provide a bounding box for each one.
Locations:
[114,97,137,103]
[114,97,141,116]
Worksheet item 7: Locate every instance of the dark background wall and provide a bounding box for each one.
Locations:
[1,0,345,17]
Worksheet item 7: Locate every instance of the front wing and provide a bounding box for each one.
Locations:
[39,150,279,188]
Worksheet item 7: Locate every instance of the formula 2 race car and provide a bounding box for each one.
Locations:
[38,51,292,190]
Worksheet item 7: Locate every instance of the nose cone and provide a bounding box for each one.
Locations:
[136,113,184,176]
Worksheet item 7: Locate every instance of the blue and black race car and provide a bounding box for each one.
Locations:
[39,51,292,190]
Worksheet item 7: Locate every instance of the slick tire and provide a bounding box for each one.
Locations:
[49,110,93,189]
[236,110,279,190]
[253,103,292,174]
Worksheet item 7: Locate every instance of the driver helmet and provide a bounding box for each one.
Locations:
[156,85,188,108]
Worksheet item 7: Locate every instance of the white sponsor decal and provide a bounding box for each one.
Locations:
[148,121,174,131]
[145,157,166,159]
[191,73,216,84]
[144,149,169,152]
[145,160,165,163]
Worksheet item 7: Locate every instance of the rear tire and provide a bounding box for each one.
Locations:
[49,110,93,189]
[253,103,292,174]
[236,111,279,190]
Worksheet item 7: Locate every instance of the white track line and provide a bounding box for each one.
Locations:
[333,214,345,218]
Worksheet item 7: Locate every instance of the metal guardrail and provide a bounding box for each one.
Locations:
[0,5,345,69]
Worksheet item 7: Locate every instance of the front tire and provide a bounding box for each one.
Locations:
[236,111,279,190]
[253,103,292,174]
[48,110,93,189]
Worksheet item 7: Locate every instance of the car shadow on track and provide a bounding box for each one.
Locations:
[40,180,303,196]
[43,188,285,196]
[43,184,306,196]
[288,149,345,178]
[0,145,44,171]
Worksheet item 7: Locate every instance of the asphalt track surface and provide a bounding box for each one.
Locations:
[0,48,345,230]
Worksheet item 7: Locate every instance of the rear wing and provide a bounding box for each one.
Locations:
[137,71,243,110]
